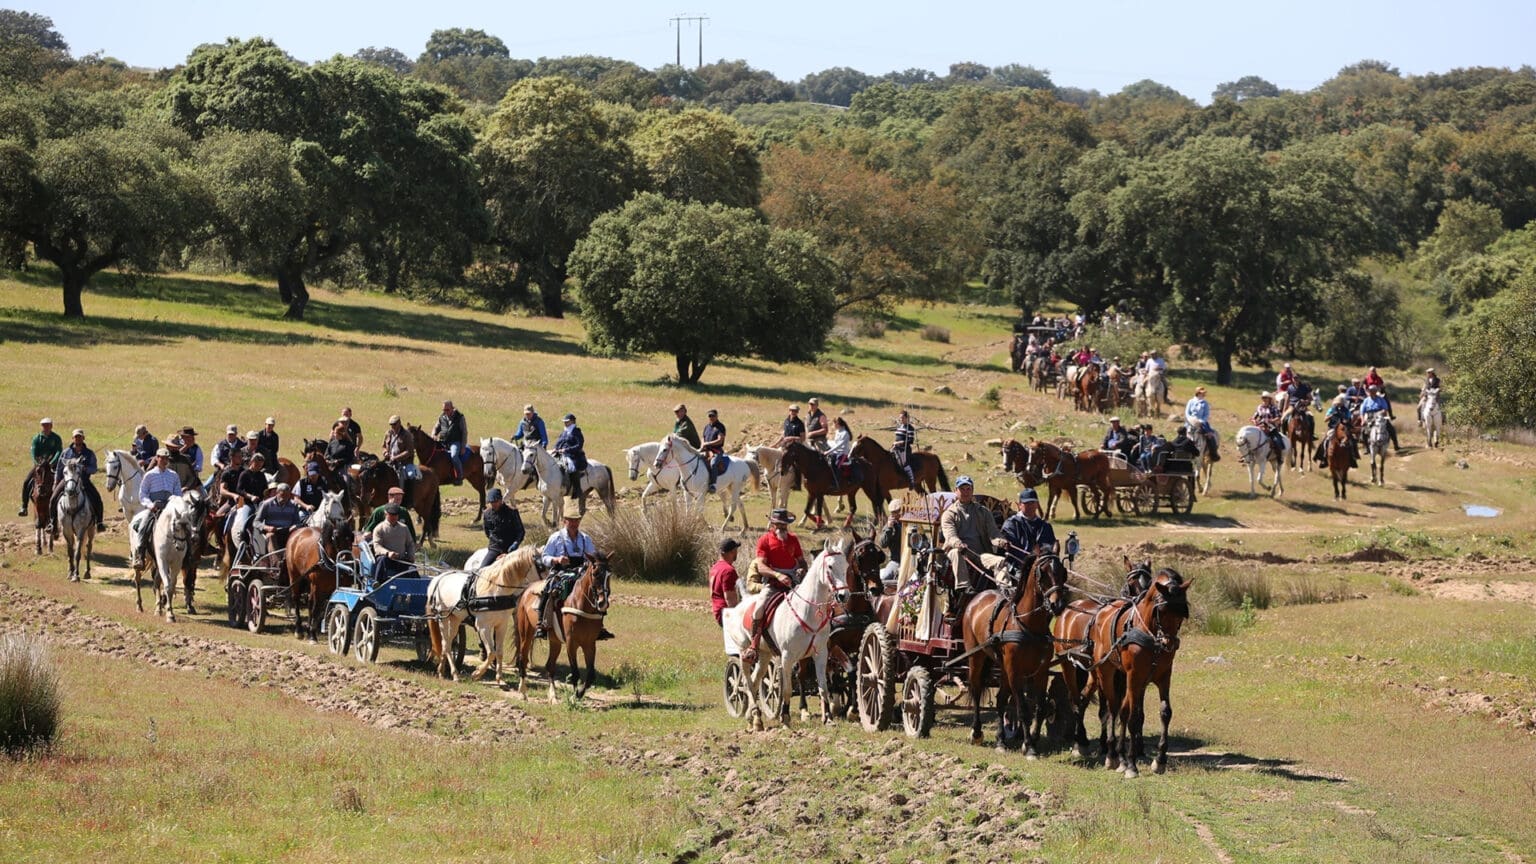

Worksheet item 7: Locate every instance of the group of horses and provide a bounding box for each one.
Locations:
[1019,356,1170,422]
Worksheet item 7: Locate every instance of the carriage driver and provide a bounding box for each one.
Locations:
[252,483,308,561]
[479,488,524,568]
[369,504,416,582]
[742,508,808,665]
[1184,387,1220,462]
[48,429,106,535]
[18,417,62,517]
[940,476,1002,600]
[133,448,182,568]
[363,486,417,546]
[1252,392,1285,456]
[537,512,614,641]
[996,488,1057,570]
[701,409,727,494]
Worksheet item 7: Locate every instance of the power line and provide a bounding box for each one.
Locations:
[669,14,709,68]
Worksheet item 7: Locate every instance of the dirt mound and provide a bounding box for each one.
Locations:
[1331,547,1408,563]
[1419,580,1536,607]
[1133,542,1300,565]
[1394,681,1536,734]
[618,594,708,613]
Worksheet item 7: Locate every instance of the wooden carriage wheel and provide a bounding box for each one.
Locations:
[857,623,897,732]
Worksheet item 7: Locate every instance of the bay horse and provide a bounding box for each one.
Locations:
[1326,421,1353,500]
[851,435,950,506]
[426,546,542,684]
[282,490,351,642]
[407,423,485,523]
[1000,439,1113,521]
[779,441,879,530]
[1284,401,1317,473]
[1073,364,1100,412]
[1050,558,1151,758]
[513,554,614,701]
[354,457,442,542]
[1089,567,1190,779]
[55,459,96,583]
[961,551,1070,755]
[28,460,53,555]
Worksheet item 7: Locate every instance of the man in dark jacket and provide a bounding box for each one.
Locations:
[19,417,63,517]
[434,400,468,481]
[480,489,525,568]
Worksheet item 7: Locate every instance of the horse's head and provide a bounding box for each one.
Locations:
[314,489,348,528]
[816,536,851,596]
[653,436,674,471]
[581,554,613,615]
[1000,439,1025,473]
[519,443,540,479]
[1142,568,1191,651]
[1031,549,1072,617]
[104,450,122,491]
[1121,556,1153,598]
[59,458,82,495]
[847,534,886,595]
[479,439,497,480]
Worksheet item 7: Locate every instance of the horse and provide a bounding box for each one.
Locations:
[407,423,486,523]
[103,449,144,524]
[1233,426,1286,497]
[1181,421,1217,496]
[27,461,53,555]
[721,536,852,729]
[426,546,542,684]
[1089,567,1191,778]
[778,441,879,530]
[1106,365,1129,411]
[143,489,208,622]
[1029,356,1052,393]
[851,436,950,509]
[518,443,618,527]
[1134,367,1166,419]
[354,457,442,542]
[1419,388,1444,449]
[54,459,96,583]
[282,490,351,642]
[272,457,301,489]
[1284,399,1319,473]
[1364,413,1392,486]
[626,436,760,530]
[479,437,542,517]
[1073,364,1100,412]
[1000,439,1113,521]
[746,445,791,510]
[961,551,1070,755]
[1326,421,1353,500]
[513,555,614,701]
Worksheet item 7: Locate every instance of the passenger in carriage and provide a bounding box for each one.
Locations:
[1102,416,1129,454]
[363,486,417,546]
[252,483,307,560]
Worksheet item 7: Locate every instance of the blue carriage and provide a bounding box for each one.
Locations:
[321,540,467,665]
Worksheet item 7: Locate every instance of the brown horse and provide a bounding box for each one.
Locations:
[822,535,886,720]
[960,552,1070,755]
[1285,407,1316,473]
[1073,365,1100,412]
[1326,422,1353,500]
[353,457,442,542]
[28,461,53,555]
[513,555,612,701]
[407,424,485,523]
[1049,557,1152,757]
[1000,439,1113,521]
[779,441,880,530]
[282,490,352,642]
[1089,567,1190,778]
[851,435,950,506]
[274,457,300,489]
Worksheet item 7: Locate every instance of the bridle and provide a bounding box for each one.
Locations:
[106,451,141,492]
[785,547,847,635]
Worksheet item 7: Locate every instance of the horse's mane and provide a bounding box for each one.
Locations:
[479,546,540,591]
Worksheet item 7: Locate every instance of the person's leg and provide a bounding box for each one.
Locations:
[706,457,716,493]
[46,480,64,533]
[19,473,33,516]
[85,481,105,530]
[534,577,555,638]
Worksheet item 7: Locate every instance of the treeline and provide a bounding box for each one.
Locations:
[1,12,1535,418]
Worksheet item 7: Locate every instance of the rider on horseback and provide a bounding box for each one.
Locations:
[434,400,468,481]
[383,416,415,471]
[513,404,548,448]
[1318,394,1359,468]
[804,397,829,452]
[1184,387,1220,462]
[18,417,62,517]
[826,417,854,480]
[131,424,159,470]
[552,413,587,499]
[701,409,727,494]
[773,404,805,450]
[1252,392,1285,456]
[891,409,916,487]
[1360,386,1400,453]
[1275,363,1296,393]
[325,420,357,473]
[133,448,181,568]
[742,508,807,666]
[536,512,613,641]
[48,429,106,535]
[1422,368,1441,396]
[255,418,279,467]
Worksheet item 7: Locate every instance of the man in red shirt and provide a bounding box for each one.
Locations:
[744,508,808,664]
[709,538,742,626]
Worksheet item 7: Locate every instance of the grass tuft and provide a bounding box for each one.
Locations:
[333,785,365,814]
[588,500,715,583]
[920,324,950,343]
[980,385,1001,408]
[0,633,61,757]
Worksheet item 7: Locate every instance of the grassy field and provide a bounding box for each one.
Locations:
[2,270,1534,862]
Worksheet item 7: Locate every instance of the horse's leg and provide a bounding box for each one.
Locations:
[545,635,561,703]
[813,647,832,724]
[1025,665,1050,759]
[744,656,765,731]
[565,620,582,689]
[1153,670,1173,774]
[469,619,493,680]
[967,655,986,745]
[1122,667,1144,779]
[579,629,597,698]
[444,618,463,681]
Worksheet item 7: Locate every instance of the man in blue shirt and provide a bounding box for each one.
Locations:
[1184,387,1219,462]
[995,488,1058,571]
[513,404,548,449]
[1359,385,1401,453]
[552,413,587,499]
[49,429,105,534]
[133,448,182,567]
[1102,416,1130,458]
[131,424,159,469]
[536,512,611,641]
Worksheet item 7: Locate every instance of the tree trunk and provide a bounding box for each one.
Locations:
[61,268,85,318]
[675,355,709,385]
[277,266,309,320]
[535,258,565,318]
[1213,348,1234,386]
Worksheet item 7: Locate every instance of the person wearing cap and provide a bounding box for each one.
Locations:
[671,404,701,450]
[252,482,308,560]
[891,409,917,486]
[1102,416,1129,455]
[255,418,280,467]
[433,400,468,482]
[18,417,63,517]
[338,407,362,449]
[132,448,182,566]
[325,419,357,470]
[997,488,1057,570]
[296,461,328,509]
[709,537,742,626]
[479,488,524,568]
[1422,368,1441,395]
[369,503,416,581]
[743,508,808,663]
[804,398,828,452]
[773,404,806,450]
[131,424,159,470]
[1184,387,1219,462]
[536,512,606,639]
[1252,391,1285,455]
[382,416,415,473]
[48,428,105,534]
[700,409,727,494]
[1319,393,1358,467]
[1276,362,1296,394]
[212,425,244,477]
[1359,385,1400,452]
[512,405,548,449]
[940,475,1001,598]
[363,486,417,542]
[551,413,587,498]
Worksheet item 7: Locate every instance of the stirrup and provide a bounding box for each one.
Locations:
[533,624,547,639]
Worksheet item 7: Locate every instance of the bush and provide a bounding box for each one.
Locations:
[855,317,887,339]
[980,385,1001,408]
[587,499,715,583]
[920,324,950,343]
[0,633,61,757]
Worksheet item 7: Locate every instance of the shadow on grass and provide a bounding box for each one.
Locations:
[1400,483,1438,494]
[1361,500,1420,514]
[1169,746,1347,784]
[832,342,994,373]
[0,307,434,353]
[638,378,902,410]
[1278,499,1350,516]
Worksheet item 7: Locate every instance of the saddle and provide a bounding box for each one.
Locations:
[458,575,519,614]
[743,591,789,656]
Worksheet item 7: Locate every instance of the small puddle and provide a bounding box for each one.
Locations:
[1462,504,1501,518]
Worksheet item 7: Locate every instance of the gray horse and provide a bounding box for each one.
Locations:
[55,459,96,582]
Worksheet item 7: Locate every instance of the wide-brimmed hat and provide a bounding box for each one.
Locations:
[1017,488,1039,503]
[768,508,795,525]
[1426,368,1435,374]
[1261,391,1274,400]
[135,424,148,435]
[180,427,197,436]
[562,511,583,521]
[1109,416,1121,423]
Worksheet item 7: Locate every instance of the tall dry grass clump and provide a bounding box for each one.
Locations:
[0,633,61,756]
[588,500,715,583]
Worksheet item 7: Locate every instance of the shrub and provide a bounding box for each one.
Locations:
[587,499,715,583]
[0,633,61,757]
[855,317,887,339]
[920,324,950,343]
[980,385,1001,408]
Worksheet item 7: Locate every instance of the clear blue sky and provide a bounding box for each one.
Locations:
[26,0,1536,102]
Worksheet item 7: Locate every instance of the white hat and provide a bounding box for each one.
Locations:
[39,418,52,425]
[71,428,85,438]
[227,424,239,434]
[265,417,276,425]
[246,430,259,440]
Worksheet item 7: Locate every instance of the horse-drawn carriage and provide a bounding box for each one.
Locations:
[321,541,469,665]
[1094,452,1196,516]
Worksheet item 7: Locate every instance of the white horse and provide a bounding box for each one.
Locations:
[1133,368,1167,419]
[55,459,96,583]
[626,435,760,529]
[1419,388,1444,449]
[722,536,850,730]
[746,445,791,509]
[102,449,144,524]
[518,443,618,527]
[145,489,207,622]
[1364,413,1392,486]
[479,437,545,521]
[1184,421,1217,495]
[425,546,542,684]
[1234,426,1287,497]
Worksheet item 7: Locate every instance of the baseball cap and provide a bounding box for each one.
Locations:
[955,475,974,488]
[39,418,52,425]
[384,503,402,515]
[1017,488,1039,503]
[226,424,239,434]
[487,489,503,502]
[387,486,404,496]
[719,537,741,553]
[674,403,687,412]
[265,417,276,425]
[155,447,170,457]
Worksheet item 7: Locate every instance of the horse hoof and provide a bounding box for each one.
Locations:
[800,709,810,723]
[1025,750,1038,761]
[1071,746,1086,760]
[971,733,985,746]
[1154,759,1167,775]
[1124,767,1139,779]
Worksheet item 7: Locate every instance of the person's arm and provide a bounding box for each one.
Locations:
[509,511,524,550]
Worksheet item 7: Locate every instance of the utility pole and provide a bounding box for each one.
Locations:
[669,14,708,69]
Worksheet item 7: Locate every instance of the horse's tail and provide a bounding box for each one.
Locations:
[936,458,951,492]
[425,488,442,539]
[598,465,617,514]
[427,616,442,664]
[747,456,761,492]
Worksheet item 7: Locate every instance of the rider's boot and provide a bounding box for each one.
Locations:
[1207,434,1221,463]
[533,591,551,640]
[743,619,762,666]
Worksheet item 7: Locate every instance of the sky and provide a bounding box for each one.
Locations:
[25,0,1536,102]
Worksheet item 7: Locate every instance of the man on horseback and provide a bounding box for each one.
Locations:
[1363,366,1385,393]
[212,425,244,480]
[255,417,279,467]
[18,417,62,517]
[170,427,203,478]
[1344,378,1367,408]
[1360,386,1400,453]
[891,409,916,487]
[552,413,587,499]
[1184,387,1220,462]
[996,488,1056,570]
[1422,368,1441,396]
[940,476,1001,601]
[339,407,362,449]
[48,429,106,535]
[133,448,181,568]
[536,512,613,640]
[434,400,468,482]
[513,404,549,448]
[804,397,829,452]
[383,416,415,474]
[701,409,727,494]
[1252,392,1285,456]
[226,452,269,549]
[1318,395,1359,468]
[325,420,357,472]
[773,404,806,449]
[742,508,807,665]
[363,486,417,545]
[672,404,701,448]
[479,488,524,568]
[297,462,327,509]
[369,504,416,581]
[252,483,307,561]
[1275,362,1296,394]
[131,424,159,470]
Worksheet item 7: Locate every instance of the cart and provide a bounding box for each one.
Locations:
[321,541,470,665]
[1092,452,1196,516]
[225,535,291,633]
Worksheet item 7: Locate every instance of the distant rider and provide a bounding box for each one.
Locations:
[1184,387,1219,462]
[18,417,62,517]
[552,413,587,499]
[700,409,727,494]
[434,400,468,482]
